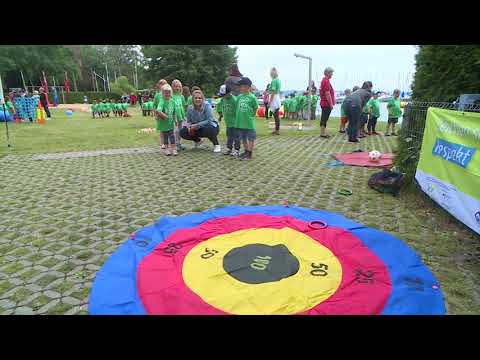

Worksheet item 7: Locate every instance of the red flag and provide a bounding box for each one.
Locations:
[64,71,70,93]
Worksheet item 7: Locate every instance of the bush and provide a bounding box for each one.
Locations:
[110,76,136,96]
[47,91,121,104]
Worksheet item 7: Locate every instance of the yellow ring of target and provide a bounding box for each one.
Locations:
[182,227,342,315]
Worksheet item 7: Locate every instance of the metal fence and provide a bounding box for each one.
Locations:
[397,101,480,183]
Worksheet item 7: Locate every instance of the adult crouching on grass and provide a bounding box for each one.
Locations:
[180,90,221,153]
[344,81,373,143]
[319,67,335,138]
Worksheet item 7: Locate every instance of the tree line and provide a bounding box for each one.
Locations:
[0,45,237,96]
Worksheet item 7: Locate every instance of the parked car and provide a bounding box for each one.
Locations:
[454,94,480,112]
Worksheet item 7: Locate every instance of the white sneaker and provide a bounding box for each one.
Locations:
[194,140,202,149]
[231,149,240,156]
[213,145,222,153]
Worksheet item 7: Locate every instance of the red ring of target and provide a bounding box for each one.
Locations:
[137,214,392,315]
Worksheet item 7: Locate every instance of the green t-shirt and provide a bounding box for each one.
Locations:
[91,104,97,112]
[120,103,128,111]
[295,95,303,111]
[156,99,179,132]
[269,78,281,94]
[6,100,14,111]
[311,95,319,108]
[302,95,310,109]
[218,95,238,128]
[172,93,186,123]
[283,98,290,112]
[235,93,258,130]
[290,97,297,112]
[101,103,108,111]
[153,92,162,110]
[367,98,381,118]
[362,101,370,114]
[387,98,402,118]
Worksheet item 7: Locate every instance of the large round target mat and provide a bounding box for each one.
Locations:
[89,206,446,315]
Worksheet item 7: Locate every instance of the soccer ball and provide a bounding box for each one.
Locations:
[368,150,382,162]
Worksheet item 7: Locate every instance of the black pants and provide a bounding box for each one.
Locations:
[162,130,175,145]
[180,123,220,146]
[367,116,378,132]
[264,103,269,119]
[41,102,51,118]
[273,108,280,131]
[320,107,332,127]
[345,101,361,141]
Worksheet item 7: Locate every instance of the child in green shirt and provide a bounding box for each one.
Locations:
[235,77,258,160]
[156,84,181,156]
[172,79,187,151]
[217,85,240,156]
[367,92,381,135]
[386,89,402,136]
[339,89,352,133]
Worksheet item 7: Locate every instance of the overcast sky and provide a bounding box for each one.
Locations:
[234,45,417,93]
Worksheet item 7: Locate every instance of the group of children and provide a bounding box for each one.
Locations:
[216,77,258,160]
[91,99,130,118]
[282,92,319,120]
[339,88,402,137]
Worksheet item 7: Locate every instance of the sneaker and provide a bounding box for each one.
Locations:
[165,149,171,156]
[372,131,380,135]
[178,144,186,150]
[172,149,178,156]
[385,133,391,137]
[161,144,166,149]
[368,131,373,135]
[271,130,280,135]
[193,140,202,149]
[213,145,222,153]
[239,152,248,160]
[231,149,240,156]
[391,132,398,136]
[223,148,232,155]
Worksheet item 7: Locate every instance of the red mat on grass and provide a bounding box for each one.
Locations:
[334,152,394,167]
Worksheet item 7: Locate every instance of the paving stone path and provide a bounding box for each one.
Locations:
[1,134,479,314]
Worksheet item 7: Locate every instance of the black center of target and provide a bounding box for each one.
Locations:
[222,243,300,284]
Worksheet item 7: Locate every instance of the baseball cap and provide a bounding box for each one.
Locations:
[236,77,252,87]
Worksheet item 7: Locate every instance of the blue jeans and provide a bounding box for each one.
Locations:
[226,127,240,151]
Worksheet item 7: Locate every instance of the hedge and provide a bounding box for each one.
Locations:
[47,91,122,104]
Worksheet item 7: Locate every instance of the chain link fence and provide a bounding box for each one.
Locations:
[396,101,480,184]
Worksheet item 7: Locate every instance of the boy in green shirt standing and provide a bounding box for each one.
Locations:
[386,89,402,136]
[172,79,187,151]
[156,84,181,156]
[367,92,381,135]
[235,77,258,161]
[217,85,240,156]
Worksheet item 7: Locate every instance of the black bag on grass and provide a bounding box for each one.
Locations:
[368,169,405,196]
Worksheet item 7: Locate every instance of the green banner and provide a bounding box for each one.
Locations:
[415,108,480,234]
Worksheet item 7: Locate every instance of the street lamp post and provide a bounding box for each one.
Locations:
[294,53,313,121]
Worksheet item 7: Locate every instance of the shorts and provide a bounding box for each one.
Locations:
[360,113,369,126]
[237,129,256,141]
[161,130,175,145]
[388,117,399,124]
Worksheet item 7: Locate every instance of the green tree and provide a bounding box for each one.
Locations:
[110,76,136,96]
[412,45,480,101]
[141,45,237,96]
[0,45,79,89]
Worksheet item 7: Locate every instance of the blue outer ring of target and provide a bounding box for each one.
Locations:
[89,205,446,315]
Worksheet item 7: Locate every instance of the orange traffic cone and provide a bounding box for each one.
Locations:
[37,102,46,125]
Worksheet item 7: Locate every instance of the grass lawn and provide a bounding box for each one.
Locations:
[0,105,479,315]
[1,105,392,155]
